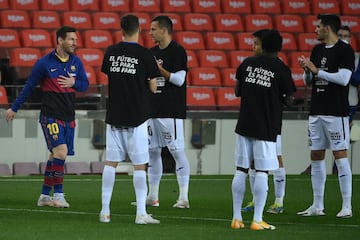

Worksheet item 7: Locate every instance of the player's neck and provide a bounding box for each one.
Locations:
[158,36,171,49]
[55,47,70,61]
[324,33,338,46]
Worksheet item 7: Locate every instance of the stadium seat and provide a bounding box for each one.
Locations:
[100,0,130,11]
[160,0,191,13]
[13,162,40,176]
[277,52,289,66]
[281,33,297,51]
[31,11,61,30]
[113,31,144,46]
[186,50,199,68]
[341,0,360,15]
[62,11,92,30]
[97,71,108,85]
[20,29,53,48]
[252,0,281,14]
[341,16,360,33]
[198,50,228,68]
[189,67,221,87]
[288,51,311,68]
[311,0,340,14]
[220,68,237,87]
[183,13,214,32]
[221,0,252,14]
[9,0,39,10]
[350,36,358,51]
[235,32,254,51]
[0,10,31,28]
[228,50,252,68]
[0,29,21,58]
[164,13,183,31]
[274,14,304,33]
[83,30,113,49]
[0,0,9,9]
[142,32,157,48]
[215,87,240,110]
[65,161,91,175]
[204,32,236,50]
[131,0,160,12]
[297,33,320,51]
[71,0,99,11]
[291,67,308,103]
[134,12,152,31]
[191,0,221,13]
[76,48,104,67]
[175,31,205,50]
[0,163,11,176]
[84,65,97,85]
[92,12,121,30]
[0,86,9,105]
[304,15,317,33]
[90,161,105,174]
[186,86,216,110]
[244,14,273,32]
[213,14,244,32]
[40,0,70,11]
[281,0,311,14]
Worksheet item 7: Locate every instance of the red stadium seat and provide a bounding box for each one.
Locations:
[84,65,97,85]
[213,14,244,32]
[0,0,9,9]
[274,14,304,33]
[183,13,213,32]
[131,0,160,12]
[40,0,70,11]
[235,32,254,51]
[187,86,216,110]
[228,50,253,68]
[9,47,41,67]
[10,0,39,10]
[186,50,199,68]
[297,33,320,51]
[244,14,273,32]
[288,51,311,68]
[204,32,236,50]
[281,33,297,51]
[97,71,108,85]
[0,10,30,28]
[350,36,358,51]
[341,0,360,15]
[62,11,92,30]
[215,87,240,110]
[100,0,130,12]
[198,50,228,68]
[189,67,221,87]
[83,30,113,49]
[220,68,237,87]
[311,0,340,14]
[161,0,191,13]
[252,0,281,14]
[304,15,317,33]
[291,67,306,88]
[92,12,121,30]
[76,48,104,67]
[277,52,289,66]
[0,29,20,58]
[31,11,61,30]
[20,29,53,48]
[0,86,9,105]
[175,31,205,50]
[71,0,99,11]
[142,32,156,48]
[221,0,251,14]
[341,16,360,33]
[191,0,221,13]
[135,12,152,31]
[281,0,311,14]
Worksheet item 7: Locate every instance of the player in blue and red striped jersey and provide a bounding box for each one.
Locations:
[5,26,89,208]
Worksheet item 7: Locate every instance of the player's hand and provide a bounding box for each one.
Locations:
[5,108,16,122]
[58,72,75,88]
[298,56,318,74]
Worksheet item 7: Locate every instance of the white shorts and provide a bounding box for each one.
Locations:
[308,115,350,151]
[148,118,185,151]
[276,134,282,156]
[106,121,149,165]
[235,134,279,171]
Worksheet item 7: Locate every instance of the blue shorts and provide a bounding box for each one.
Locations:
[39,115,75,156]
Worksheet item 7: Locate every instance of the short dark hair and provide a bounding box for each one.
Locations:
[339,25,351,35]
[261,29,283,53]
[317,14,341,34]
[56,26,76,43]
[121,14,139,35]
[252,29,270,42]
[152,15,173,34]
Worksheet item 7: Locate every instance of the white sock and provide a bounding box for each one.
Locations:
[311,160,326,210]
[133,170,147,216]
[232,170,247,220]
[249,168,256,202]
[101,165,116,214]
[148,148,163,201]
[253,172,268,222]
[171,150,190,201]
[335,158,352,210]
[273,167,286,205]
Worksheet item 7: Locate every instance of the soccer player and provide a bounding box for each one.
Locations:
[231,30,295,230]
[297,14,354,218]
[5,26,89,208]
[99,14,161,224]
[241,29,288,215]
[146,15,190,208]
